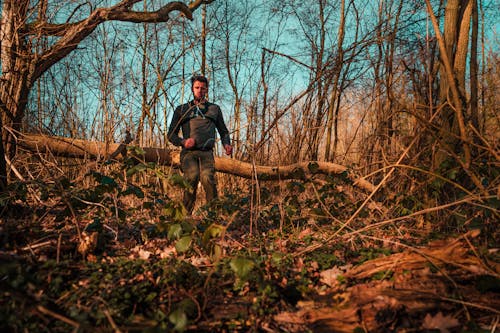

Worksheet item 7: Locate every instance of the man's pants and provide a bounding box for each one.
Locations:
[180,150,217,214]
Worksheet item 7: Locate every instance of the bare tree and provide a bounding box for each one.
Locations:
[0,0,213,189]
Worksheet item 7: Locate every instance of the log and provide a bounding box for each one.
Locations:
[17,133,174,165]
[17,133,375,192]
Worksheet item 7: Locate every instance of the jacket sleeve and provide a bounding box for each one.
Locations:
[215,106,231,146]
[167,105,184,147]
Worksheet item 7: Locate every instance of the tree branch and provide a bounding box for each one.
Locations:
[29,0,209,81]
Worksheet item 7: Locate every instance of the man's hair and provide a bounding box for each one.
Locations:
[191,75,209,87]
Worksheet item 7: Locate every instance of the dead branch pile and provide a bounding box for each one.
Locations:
[275,231,500,332]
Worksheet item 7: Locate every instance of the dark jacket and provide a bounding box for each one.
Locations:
[167,101,231,151]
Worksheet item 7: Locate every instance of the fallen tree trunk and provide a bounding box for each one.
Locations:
[17,133,375,192]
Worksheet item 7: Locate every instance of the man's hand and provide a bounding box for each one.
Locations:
[224,144,233,156]
[183,138,195,149]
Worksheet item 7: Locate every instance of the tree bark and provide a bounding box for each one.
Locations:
[17,133,376,193]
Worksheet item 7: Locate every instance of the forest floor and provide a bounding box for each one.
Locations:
[0,171,499,332]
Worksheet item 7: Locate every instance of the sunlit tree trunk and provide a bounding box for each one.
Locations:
[136,9,151,147]
[259,50,269,163]
[324,0,346,162]
[309,0,327,161]
[222,4,242,156]
[384,0,404,156]
[428,0,471,168]
[469,0,479,132]
[201,4,207,76]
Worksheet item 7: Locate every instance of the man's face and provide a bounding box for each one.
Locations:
[192,80,208,101]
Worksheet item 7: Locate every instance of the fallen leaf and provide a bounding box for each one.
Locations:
[320,266,343,287]
[138,249,151,260]
[298,227,312,239]
[422,312,460,333]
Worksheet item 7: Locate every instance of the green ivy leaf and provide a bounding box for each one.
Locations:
[175,236,192,253]
[271,252,284,265]
[211,244,222,261]
[145,292,157,302]
[169,174,191,189]
[230,257,255,279]
[128,146,146,157]
[178,298,197,318]
[168,224,183,240]
[173,205,187,222]
[120,185,144,198]
[100,175,116,186]
[202,224,225,247]
[126,164,146,177]
[286,181,305,192]
[168,308,187,332]
[164,202,187,222]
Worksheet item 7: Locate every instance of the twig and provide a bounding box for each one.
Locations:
[463,232,500,278]
[103,309,122,333]
[36,305,80,329]
[21,240,53,251]
[4,154,42,203]
[57,233,62,263]
[491,316,499,333]
[362,163,477,198]
[468,123,500,162]
[437,295,500,315]
[310,129,421,250]
[345,194,497,236]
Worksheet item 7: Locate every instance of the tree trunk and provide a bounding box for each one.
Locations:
[469,0,479,132]
[324,0,346,162]
[17,133,376,193]
[428,0,471,168]
[0,0,35,186]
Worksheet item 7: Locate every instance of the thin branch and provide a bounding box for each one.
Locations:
[36,305,80,329]
[262,47,313,71]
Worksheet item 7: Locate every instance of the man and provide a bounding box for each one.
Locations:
[167,75,233,214]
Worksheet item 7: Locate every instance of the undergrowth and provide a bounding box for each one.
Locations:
[0,151,498,332]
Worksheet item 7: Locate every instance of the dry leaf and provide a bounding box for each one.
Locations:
[298,227,312,239]
[159,246,176,259]
[138,249,151,260]
[421,312,460,333]
[320,266,343,287]
[77,231,98,256]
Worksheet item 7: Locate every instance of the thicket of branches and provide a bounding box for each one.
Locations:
[0,0,497,219]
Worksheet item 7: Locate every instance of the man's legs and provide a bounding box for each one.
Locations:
[199,151,217,203]
[180,151,200,214]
